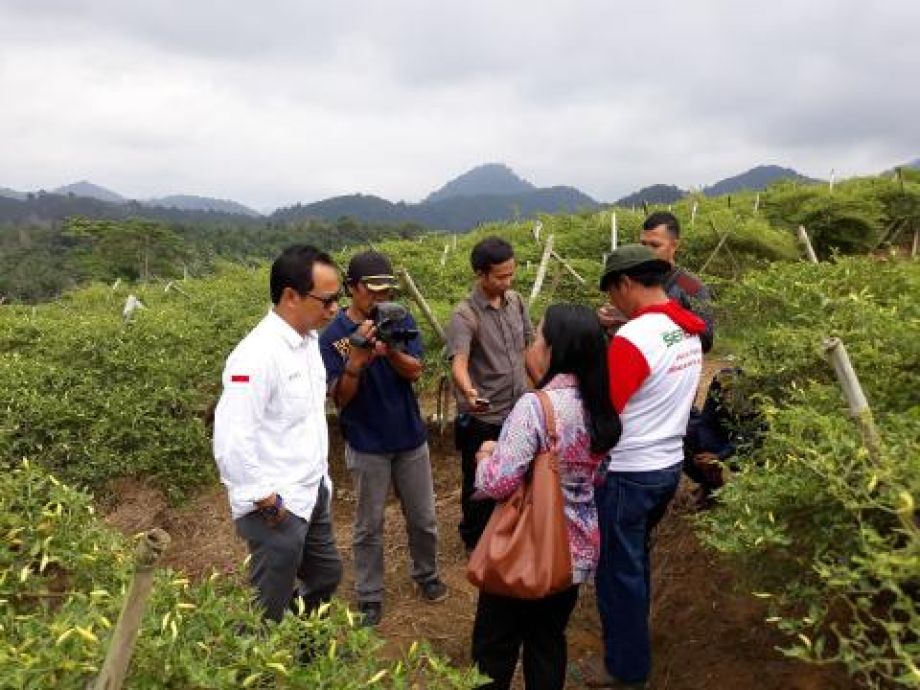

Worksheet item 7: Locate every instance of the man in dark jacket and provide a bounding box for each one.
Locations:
[639,211,714,353]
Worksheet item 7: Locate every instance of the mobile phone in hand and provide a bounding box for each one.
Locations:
[474,397,491,410]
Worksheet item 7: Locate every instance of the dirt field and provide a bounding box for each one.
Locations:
[104,419,855,689]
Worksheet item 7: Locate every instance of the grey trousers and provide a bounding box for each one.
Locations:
[235,480,343,622]
[346,442,439,603]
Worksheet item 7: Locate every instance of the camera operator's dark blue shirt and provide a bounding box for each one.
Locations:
[320,309,427,454]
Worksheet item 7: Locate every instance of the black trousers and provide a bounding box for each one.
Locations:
[471,586,579,690]
[455,415,503,549]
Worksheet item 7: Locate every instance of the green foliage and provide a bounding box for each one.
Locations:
[762,173,920,257]
[697,256,920,688]
[64,217,190,283]
[0,459,484,688]
[2,172,917,686]
[0,216,430,304]
[0,265,268,498]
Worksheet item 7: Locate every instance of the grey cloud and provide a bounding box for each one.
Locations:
[0,0,918,209]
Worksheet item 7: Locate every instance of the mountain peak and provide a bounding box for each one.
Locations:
[424,163,536,204]
[703,165,817,197]
[146,194,260,217]
[53,181,125,204]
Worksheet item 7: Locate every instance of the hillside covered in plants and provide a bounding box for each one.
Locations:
[1,169,917,687]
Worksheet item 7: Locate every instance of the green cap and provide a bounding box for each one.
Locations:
[599,244,671,291]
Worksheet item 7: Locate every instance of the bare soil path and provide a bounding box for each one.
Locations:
[104,422,854,689]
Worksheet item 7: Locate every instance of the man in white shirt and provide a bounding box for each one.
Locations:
[213,244,343,622]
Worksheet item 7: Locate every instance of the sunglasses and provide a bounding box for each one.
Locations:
[304,290,342,308]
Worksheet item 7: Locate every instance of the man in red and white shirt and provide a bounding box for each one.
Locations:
[587,244,705,689]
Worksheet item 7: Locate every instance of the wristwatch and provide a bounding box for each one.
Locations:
[257,494,284,518]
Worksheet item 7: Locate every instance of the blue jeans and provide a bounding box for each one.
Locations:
[594,463,682,683]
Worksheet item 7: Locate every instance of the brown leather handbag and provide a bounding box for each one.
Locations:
[466,390,573,599]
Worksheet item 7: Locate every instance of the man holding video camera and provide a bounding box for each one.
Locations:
[320,251,446,628]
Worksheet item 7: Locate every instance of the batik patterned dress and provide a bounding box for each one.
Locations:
[474,373,604,584]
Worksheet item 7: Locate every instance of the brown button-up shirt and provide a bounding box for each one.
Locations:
[446,286,534,425]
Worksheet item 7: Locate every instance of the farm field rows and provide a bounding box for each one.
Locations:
[1,171,918,687]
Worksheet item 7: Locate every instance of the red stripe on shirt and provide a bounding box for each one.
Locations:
[231,374,250,383]
[608,335,650,413]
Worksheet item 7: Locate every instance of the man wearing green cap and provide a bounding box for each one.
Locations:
[586,244,706,688]
[599,212,714,353]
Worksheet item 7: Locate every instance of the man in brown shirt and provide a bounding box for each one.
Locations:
[446,236,537,551]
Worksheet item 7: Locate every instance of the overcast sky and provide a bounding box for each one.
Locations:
[1,0,918,211]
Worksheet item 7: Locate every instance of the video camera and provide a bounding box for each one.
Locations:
[349,301,419,351]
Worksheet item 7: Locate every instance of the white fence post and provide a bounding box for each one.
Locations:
[823,337,881,465]
[396,268,447,344]
[533,221,543,243]
[550,250,586,285]
[529,234,555,308]
[798,225,820,264]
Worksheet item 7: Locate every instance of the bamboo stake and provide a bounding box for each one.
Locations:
[439,243,449,267]
[823,338,882,466]
[829,169,836,193]
[396,268,446,344]
[798,226,819,264]
[545,263,564,303]
[94,529,171,690]
[610,212,618,251]
[698,232,731,275]
[529,233,555,307]
[532,221,543,243]
[436,374,453,435]
[753,193,760,214]
[550,250,586,285]
[691,201,698,228]
[875,217,905,250]
[913,228,919,259]
[164,281,189,297]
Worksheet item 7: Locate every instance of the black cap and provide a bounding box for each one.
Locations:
[599,244,671,291]
[346,251,398,291]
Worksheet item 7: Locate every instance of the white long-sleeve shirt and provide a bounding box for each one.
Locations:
[213,310,329,520]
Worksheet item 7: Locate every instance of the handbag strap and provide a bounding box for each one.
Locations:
[534,390,559,454]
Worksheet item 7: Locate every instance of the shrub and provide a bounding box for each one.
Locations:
[0,459,484,689]
[697,256,919,688]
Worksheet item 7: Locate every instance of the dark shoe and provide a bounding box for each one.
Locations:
[419,578,448,603]
[580,657,648,689]
[358,601,382,627]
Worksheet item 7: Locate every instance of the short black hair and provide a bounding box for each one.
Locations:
[470,236,514,274]
[604,264,669,291]
[269,244,335,305]
[643,211,680,239]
